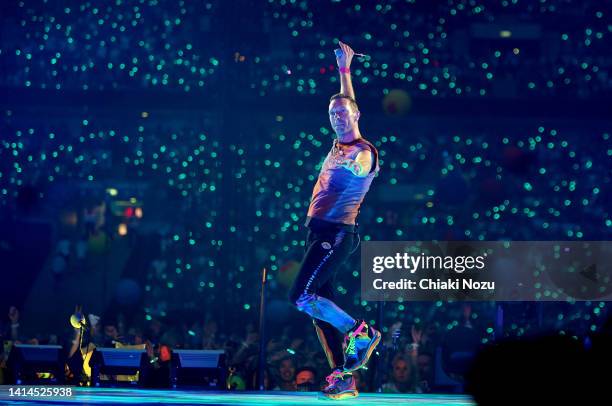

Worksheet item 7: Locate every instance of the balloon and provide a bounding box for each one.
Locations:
[277,260,300,288]
[383,89,412,116]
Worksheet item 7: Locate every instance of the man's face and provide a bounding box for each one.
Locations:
[104,325,118,338]
[392,359,410,383]
[329,98,359,135]
[279,359,295,382]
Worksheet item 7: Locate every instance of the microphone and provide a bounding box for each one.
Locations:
[70,312,87,329]
[335,48,369,59]
[70,305,89,330]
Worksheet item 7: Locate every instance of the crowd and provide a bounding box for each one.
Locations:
[2,300,607,391]
[1,0,611,99]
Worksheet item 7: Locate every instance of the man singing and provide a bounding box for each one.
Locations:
[289,40,380,400]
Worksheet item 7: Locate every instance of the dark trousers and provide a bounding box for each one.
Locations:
[289,224,357,369]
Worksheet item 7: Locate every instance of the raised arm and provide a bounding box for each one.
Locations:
[336,41,356,100]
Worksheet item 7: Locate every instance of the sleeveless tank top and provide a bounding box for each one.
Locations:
[306,137,379,226]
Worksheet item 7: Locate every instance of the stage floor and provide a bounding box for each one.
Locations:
[0,387,474,405]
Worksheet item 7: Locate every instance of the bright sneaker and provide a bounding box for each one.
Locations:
[320,369,358,400]
[343,320,381,372]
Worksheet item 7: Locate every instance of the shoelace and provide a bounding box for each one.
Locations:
[345,336,356,355]
[325,369,345,386]
[344,321,367,355]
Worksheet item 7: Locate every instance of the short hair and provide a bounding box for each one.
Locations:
[295,366,317,378]
[330,93,359,110]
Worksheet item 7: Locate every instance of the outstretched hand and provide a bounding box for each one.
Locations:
[335,40,355,69]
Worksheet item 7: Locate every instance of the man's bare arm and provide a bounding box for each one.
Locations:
[336,41,356,100]
[335,150,373,177]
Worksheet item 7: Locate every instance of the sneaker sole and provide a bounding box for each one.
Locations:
[320,390,359,400]
[344,329,382,372]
